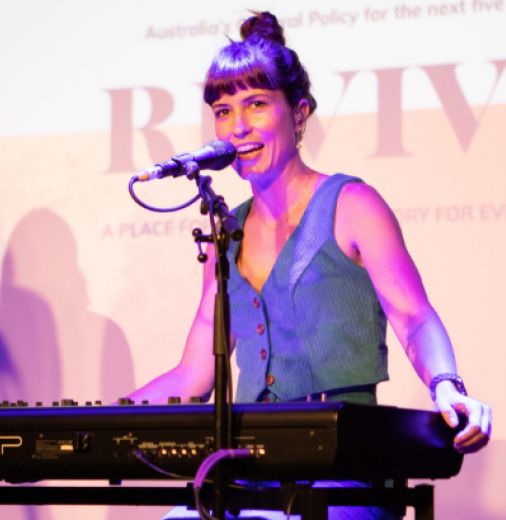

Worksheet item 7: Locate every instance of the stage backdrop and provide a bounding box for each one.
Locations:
[0,0,505,519]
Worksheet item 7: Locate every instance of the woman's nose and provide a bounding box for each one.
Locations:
[233,113,251,138]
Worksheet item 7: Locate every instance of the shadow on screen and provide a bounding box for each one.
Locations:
[0,208,137,520]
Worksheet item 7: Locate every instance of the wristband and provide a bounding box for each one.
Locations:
[429,373,467,401]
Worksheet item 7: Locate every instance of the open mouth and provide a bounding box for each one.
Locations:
[235,143,264,158]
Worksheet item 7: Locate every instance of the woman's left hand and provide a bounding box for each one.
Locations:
[434,381,492,454]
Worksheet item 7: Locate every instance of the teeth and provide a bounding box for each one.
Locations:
[236,143,263,154]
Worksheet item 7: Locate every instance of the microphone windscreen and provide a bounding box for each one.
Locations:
[207,140,237,170]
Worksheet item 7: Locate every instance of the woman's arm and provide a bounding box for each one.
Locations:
[127,243,225,404]
[335,182,491,454]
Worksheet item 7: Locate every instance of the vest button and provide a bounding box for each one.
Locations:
[266,374,275,386]
[256,324,265,335]
[253,297,260,308]
[260,349,267,360]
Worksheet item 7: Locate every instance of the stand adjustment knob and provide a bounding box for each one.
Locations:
[200,201,210,215]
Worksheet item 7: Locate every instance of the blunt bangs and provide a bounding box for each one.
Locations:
[204,40,282,106]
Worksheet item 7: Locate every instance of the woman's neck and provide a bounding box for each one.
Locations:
[250,155,318,222]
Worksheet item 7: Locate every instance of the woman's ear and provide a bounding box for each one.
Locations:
[294,99,310,130]
[294,99,310,149]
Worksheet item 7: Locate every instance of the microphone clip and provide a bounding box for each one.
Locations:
[184,160,200,181]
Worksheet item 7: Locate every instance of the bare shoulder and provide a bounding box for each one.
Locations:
[339,181,395,215]
[334,181,404,263]
[338,182,401,233]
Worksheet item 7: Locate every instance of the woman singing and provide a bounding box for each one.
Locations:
[129,11,491,519]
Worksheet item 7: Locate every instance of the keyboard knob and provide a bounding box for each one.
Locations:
[190,397,203,403]
[61,399,74,407]
[73,432,91,453]
[168,397,181,404]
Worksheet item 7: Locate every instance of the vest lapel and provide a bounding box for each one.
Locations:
[289,174,360,290]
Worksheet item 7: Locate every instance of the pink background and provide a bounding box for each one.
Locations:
[0,1,505,518]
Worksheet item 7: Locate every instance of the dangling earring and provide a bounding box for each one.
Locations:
[296,117,306,149]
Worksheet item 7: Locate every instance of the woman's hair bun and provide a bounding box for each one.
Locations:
[205,10,317,117]
[240,11,285,46]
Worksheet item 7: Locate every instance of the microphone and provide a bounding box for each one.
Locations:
[135,140,236,182]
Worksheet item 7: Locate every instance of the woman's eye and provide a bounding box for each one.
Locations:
[214,109,229,118]
[251,101,265,108]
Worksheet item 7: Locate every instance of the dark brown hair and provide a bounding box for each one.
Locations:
[203,12,317,115]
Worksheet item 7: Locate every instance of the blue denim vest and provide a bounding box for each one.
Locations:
[228,174,389,403]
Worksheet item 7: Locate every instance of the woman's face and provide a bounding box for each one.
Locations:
[211,88,298,182]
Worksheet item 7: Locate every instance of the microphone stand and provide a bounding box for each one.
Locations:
[188,163,243,520]
[128,158,243,520]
